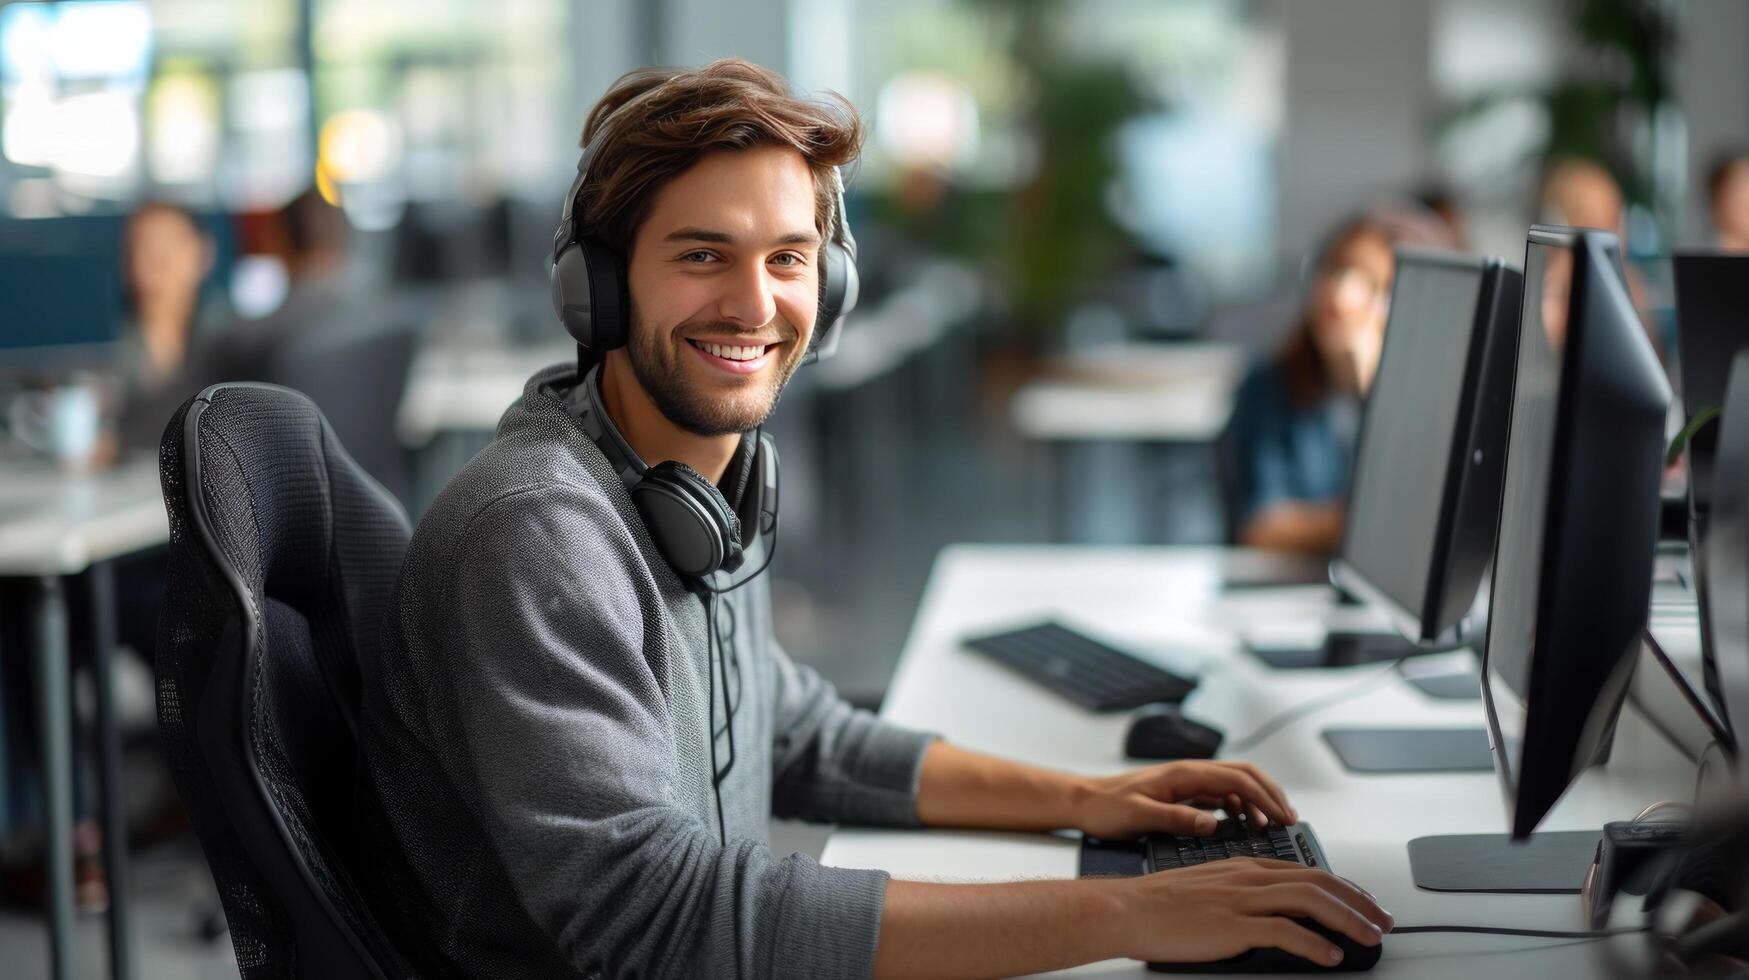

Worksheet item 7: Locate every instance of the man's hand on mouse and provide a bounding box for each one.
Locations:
[1103,858,1392,967]
[1072,760,1298,840]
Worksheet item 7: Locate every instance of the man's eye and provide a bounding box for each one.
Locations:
[770,252,803,267]
[681,251,718,263]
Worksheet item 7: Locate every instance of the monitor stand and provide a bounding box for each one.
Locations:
[1246,630,1451,669]
[1407,831,1602,893]
[1322,727,1493,773]
[1400,663,1482,700]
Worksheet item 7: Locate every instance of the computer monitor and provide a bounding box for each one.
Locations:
[1332,249,1524,644]
[1674,252,1749,515]
[1700,349,1749,747]
[1481,226,1672,839]
[0,250,124,373]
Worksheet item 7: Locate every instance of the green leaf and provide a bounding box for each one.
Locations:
[1668,405,1723,468]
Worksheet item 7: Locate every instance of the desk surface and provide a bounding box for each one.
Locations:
[0,457,167,576]
[821,545,1692,978]
[1010,343,1244,443]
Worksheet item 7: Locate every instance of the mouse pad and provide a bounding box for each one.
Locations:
[1407,831,1601,893]
[1322,727,1493,773]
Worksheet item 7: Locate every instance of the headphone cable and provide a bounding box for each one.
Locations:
[705,590,728,845]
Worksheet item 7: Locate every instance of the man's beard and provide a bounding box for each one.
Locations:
[625,300,804,436]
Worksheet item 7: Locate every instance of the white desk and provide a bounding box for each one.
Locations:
[822,546,1698,978]
[1009,343,1245,444]
[0,455,165,980]
[395,340,572,449]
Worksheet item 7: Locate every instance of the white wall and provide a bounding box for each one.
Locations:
[1269,0,1435,264]
[1677,0,1749,246]
[658,0,790,73]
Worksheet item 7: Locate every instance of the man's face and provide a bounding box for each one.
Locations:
[622,145,821,436]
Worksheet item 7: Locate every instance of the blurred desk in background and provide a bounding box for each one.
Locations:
[396,339,572,512]
[1010,342,1244,544]
[0,456,165,980]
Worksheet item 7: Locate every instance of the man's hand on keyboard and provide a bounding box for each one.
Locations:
[1073,760,1299,839]
[1114,858,1392,967]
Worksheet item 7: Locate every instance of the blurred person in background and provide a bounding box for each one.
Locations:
[1414,182,1468,250]
[1537,156,1654,331]
[120,202,218,393]
[113,201,225,455]
[1708,148,1749,251]
[114,188,348,451]
[1540,156,1626,239]
[1226,209,1449,556]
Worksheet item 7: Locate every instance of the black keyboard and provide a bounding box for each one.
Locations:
[1146,817,1323,871]
[963,621,1197,711]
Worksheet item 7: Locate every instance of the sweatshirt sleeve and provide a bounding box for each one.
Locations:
[767,638,937,827]
[431,485,893,980]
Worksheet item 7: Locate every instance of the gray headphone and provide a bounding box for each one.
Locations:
[548,78,861,364]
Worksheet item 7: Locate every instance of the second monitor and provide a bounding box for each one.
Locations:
[1332,249,1525,646]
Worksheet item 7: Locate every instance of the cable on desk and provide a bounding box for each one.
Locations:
[1223,662,1404,753]
[1392,924,1649,939]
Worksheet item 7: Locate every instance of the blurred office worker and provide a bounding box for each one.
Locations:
[120,202,217,393]
[355,59,1388,979]
[1226,216,1397,556]
[1710,148,1749,251]
[114,201,221,454]
[1538,156,1656,332]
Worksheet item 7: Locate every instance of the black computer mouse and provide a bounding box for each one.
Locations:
[1123,704,1224,760]
[1151,918,1383,973]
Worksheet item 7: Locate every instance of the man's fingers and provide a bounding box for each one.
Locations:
[1229,762,1297,823]
[1243,882,1383,949]
[1171,766,1293,825]
[1232,868,1394,932]
[1138,800,1220,836]
[1248,916,1346,968]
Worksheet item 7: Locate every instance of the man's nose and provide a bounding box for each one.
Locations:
[716,261,778,327]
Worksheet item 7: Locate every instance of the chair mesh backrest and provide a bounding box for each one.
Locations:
[156,382,415,979]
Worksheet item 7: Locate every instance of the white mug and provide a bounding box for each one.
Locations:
[8,383,103,469]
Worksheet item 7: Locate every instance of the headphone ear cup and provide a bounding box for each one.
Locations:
[808,238,858,364]
[633,462,743,579]
[550,237,629,351]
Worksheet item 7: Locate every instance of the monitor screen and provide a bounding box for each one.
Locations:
[1482,226,1671,838]
[1675,252,1749,513]
[1703,348,1749,745]
[0,251,122,355]
[1340,254,1485,626]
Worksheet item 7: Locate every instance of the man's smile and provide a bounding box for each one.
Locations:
[686,337,779,375]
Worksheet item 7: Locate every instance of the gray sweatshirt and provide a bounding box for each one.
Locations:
[357,362,935,979]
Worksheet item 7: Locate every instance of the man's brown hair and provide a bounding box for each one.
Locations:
[575,58,864,259]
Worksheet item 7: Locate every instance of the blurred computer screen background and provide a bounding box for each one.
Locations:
[5,0,1744,696]
[5,0,1745,696]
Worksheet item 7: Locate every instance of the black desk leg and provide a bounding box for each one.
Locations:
[88,563,133,980]
[33,575,74,980]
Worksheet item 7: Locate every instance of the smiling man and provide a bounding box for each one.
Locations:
[356,59,1388,980]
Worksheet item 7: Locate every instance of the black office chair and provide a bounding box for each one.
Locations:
[155,382,415,979]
